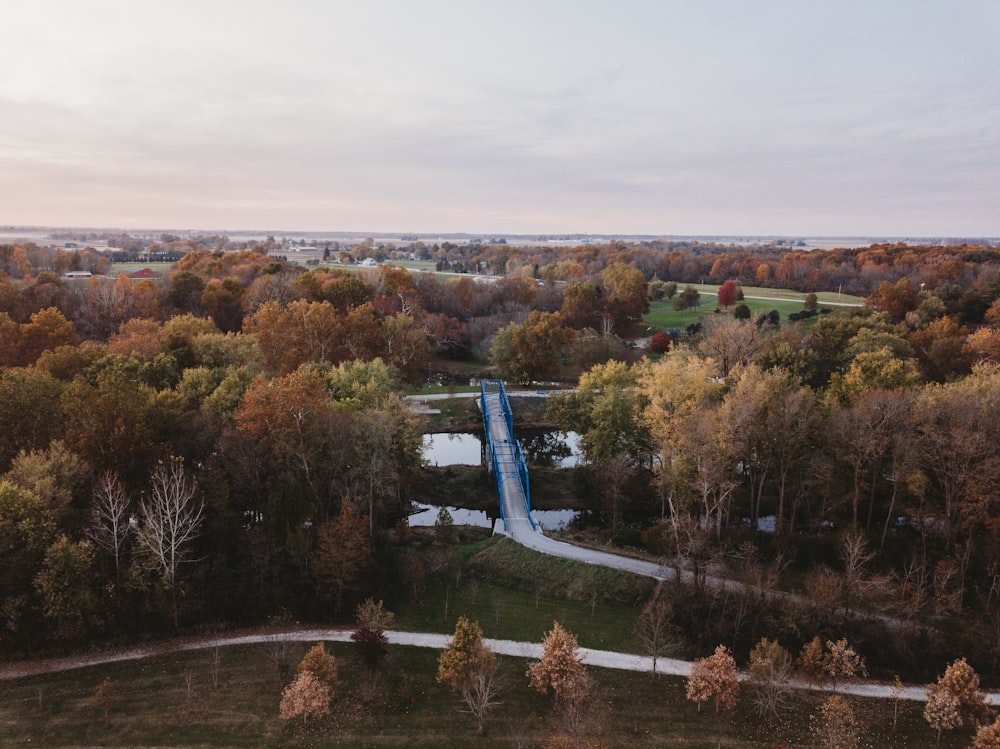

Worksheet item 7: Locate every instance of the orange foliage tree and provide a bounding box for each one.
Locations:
[311,503,373,612]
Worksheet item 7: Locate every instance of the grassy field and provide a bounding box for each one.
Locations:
[393,537,653,652]
[0,625,969,748]
[0,635,961,748]
[107,261,175,275]
[642,295,808,331]
[680,282,865,306]
[0,534,978,748]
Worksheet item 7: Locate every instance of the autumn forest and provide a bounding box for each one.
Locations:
[4,236,1000,743]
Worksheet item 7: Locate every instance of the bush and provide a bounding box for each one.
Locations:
[649,331,672,354]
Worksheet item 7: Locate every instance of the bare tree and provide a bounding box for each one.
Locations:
[137,458,203,586]
[838,527,875,615]
[804,565,844,628]
[264,637,294,685]
[696,315,766,379]
[87,471,131,586]
[210,647,223,689]
[597,452,633,534]
[635,586,675,675]
[135,458,204,627]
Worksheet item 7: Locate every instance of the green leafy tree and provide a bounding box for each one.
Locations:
[4,440,90,526]
[0,481,55,638]
[673,284,701,311]
[546,360,647,465]
[61,366,159,485]
[33,535,100,641]
[829,347,922,401]
[0,368,65,472]
[600,262,648,333]
[166,270,206,313]
[490,311,575,385]
[560,280,600,329]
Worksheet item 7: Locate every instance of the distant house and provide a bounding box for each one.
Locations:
[125,267,160,279]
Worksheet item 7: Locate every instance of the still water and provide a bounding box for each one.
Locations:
[418,429,582,530]
[422,430,581,468]
[408,502,578,531]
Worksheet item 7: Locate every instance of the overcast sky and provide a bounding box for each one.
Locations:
[3,1,998,236]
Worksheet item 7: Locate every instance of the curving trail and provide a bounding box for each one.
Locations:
[2,626,997,704]
[482,384,760,594]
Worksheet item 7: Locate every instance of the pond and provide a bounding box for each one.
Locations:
[408,502,579,532]
[422,429,581,468]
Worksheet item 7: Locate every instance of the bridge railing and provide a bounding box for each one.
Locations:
[480,379,534,531]
[480,380,505,528]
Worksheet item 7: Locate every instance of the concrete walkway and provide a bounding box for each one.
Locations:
[482,386,748,593]
[3,626,995,704]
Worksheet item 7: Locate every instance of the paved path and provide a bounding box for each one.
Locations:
[481,384,916,643]
[3,627,996,705]
[740,293,861,308]
[482,386,748,593]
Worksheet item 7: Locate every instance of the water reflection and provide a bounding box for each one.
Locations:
[519,429,572,467]
[421,430,580,468]
[422,432,482,466]
[408,502,579,531]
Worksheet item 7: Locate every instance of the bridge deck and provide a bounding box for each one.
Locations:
[480,381,535,533]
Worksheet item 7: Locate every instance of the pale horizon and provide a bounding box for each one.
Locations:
[4,1,999,237]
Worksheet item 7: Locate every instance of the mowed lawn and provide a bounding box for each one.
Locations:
[678,282,865,306]
[642,295,810,331]
[0,535,977,748]
[0,637,961,748]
